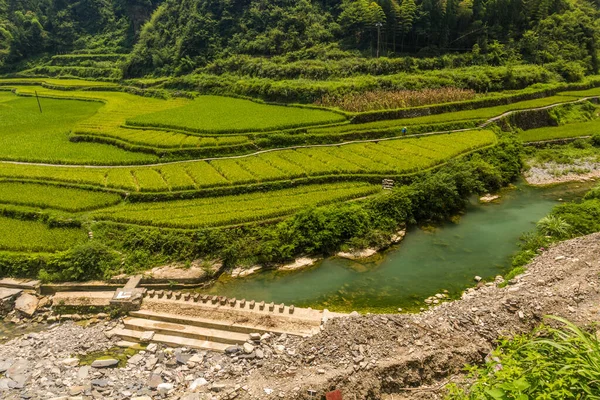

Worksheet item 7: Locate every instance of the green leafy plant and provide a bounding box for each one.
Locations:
[446,316,600,399]
[536,215,572,239]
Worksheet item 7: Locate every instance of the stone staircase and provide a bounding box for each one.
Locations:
[108,289,342,352]
[110,313,246,352]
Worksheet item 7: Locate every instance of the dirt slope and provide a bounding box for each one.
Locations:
[239,232,600,399]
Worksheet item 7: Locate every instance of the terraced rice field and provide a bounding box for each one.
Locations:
[0,182,122,212]
[309,95,581,135]
[0,78,118,87]
[0,215,86,252]
[520,119,600,142]
[91,182,380,228]
[0,129,497,191]
[0,91,156,164]
[1,77,599,253]
[126,95,347,133]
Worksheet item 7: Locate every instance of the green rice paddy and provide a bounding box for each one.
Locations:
[0,77,598,254]
[91,182,380,228]
[126,95,347,133]
[0,182,122,212]
[520,119,600,142]
[0,216,86,253]
[0,91,157,164]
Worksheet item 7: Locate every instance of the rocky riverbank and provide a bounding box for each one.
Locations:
[1,232,600,399]
[524,160,600,185]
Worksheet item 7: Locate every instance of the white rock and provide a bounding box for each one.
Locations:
[188,354,203,364]
[474,276,482,282]
[278,257,317,271]
[146,343,158,353]
[139,331,155,343]
[243,343,255,354]
[190,378,208,391]
[15,293,39,316]
[231,265,263,278]
[157,382,174,395]
[61,358,79,367]
[274,345,285,354]
[264,388,274,395]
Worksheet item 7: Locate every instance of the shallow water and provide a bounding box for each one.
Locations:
[204,181,593,313]
[0,320,49,343]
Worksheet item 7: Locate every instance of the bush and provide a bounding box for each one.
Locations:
[572,138,590,149]
[591,133,600,147]
[39,241,120,282]
[547,60,586,83]
[446,317,600,399]
[536,215,572,239]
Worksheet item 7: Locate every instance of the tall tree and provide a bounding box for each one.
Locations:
[398,0,416,51]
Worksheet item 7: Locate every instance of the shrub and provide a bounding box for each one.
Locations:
[446,316,600,399]
[547,60,586,83]
[572,138,590,149]
[39,242,120,282]
[536,215,572,239]
[591,133,600,147]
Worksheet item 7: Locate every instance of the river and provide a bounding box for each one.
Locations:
[203,180,594,313]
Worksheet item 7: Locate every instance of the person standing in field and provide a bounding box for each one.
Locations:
[401,127,407,135]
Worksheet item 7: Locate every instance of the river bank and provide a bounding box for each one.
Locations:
[0,231,599,399]
[201,179,592,313]
[524,162,600,185]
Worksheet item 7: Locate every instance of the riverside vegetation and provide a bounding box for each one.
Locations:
[441,180,600,399]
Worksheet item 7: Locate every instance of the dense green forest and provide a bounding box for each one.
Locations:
[1,0,598,79]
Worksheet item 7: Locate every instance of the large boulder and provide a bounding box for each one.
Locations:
[14,293,38,317]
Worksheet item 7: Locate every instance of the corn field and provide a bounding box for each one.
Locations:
[315,88,477,112]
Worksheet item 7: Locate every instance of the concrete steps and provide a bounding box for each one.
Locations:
[129,310,299,336]
[109,327,231,352]
[124,317,248,345]
[0,278,40,292]
[110,310,278,352]
[107,291,343,353]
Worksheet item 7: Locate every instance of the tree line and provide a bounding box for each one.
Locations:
[0,0,598,79]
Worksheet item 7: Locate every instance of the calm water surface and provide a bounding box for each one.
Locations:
[204,181,593,313]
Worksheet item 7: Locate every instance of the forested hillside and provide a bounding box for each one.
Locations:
[125,0,600,77]
[1,0,598,79]
[0,0,160,68]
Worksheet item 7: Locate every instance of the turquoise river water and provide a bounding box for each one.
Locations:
[203,181,593,313]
